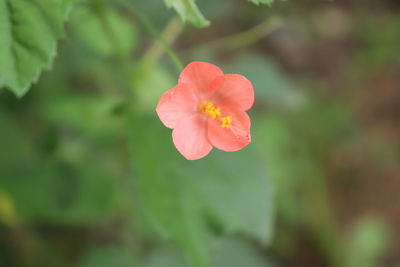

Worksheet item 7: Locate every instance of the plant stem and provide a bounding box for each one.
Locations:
[185,16,283,54]
[142,17,184,65]
[118,1,184,73]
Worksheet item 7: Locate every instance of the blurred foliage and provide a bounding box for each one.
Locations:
[1,0,399,267]
[163,0,210,27]
[249,0,275,5]
[144,237,275,267]
[80,247,137,267]
[71,4,137,57]
[345,216,390,267]
[132,117,274,266]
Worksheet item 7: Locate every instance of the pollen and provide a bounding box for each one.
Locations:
[199,102,232,128]
[200,102,221,120]
[220,116,232,128]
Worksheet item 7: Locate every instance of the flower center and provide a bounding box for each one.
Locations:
[199,102,232,128]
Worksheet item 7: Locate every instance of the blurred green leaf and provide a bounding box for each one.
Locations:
[249,0,274,5]
[190,151,275,244]
[346,216,390,267]
[134,62,175,113]
[131,117,274,267]
[71,5,137,57]
[0,0,74,96]
[80,248,137,267]
[164,0,210,27]
[211,237,275,267]
[0,110,124,224]
[356,15,400,72]
[253,115,305,224]
[144,246,187,267]
[132,119,212,267]
[223,55,305,110]
[253,98,354,225]
[44,93,124,140]
[254,101,358,266]
[144,237,275,267]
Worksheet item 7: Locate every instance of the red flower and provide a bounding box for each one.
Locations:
[156,62,254,160]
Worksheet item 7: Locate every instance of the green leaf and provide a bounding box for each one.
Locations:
[211,237,276,267]
[144,246,187,267]
[190,150,275,244]
[71,5,137,57]
[0,0,74,96]
[44,93,125,140]
[0,110,124,224]
[253,115,305,223]
[223,54,305,110]
[131,117,274,267]
[80,248,137,267]
[132,119,212,267]
[144,237,276,267]
[345,216,390,267]
[133,62,175,113]
[164,0,210,27]
[248,0,275,5]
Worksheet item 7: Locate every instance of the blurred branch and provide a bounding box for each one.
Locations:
[142,17,184,65]
[117,0,184,73]
[185,16,284,54]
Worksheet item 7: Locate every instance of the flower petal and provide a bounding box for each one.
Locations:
[156,84,198,128]
[178,62,224,99]
[208,74,254,111]
[172,114,212,160]
[208,111,251,152]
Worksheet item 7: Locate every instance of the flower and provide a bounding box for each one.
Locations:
[156,61,254,160]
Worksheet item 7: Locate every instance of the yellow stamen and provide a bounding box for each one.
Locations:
[220,116,232,128]
[199,102,232,128]
[200,102,220,119]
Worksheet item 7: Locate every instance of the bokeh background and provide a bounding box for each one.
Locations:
[1,0,400,266]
